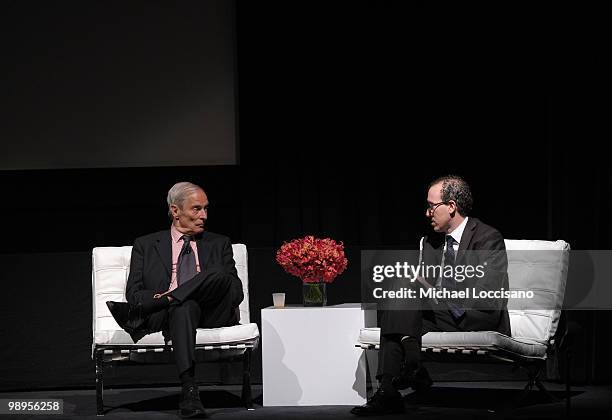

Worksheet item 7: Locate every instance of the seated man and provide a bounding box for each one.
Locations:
[108,181,244,419]
[352,175,511,416]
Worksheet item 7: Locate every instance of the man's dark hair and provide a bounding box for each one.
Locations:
[428,175,473,216]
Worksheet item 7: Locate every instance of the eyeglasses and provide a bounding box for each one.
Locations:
[425,201,448,214]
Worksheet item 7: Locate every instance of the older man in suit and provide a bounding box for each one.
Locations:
[108,181,243,419]
[352,175,510,416]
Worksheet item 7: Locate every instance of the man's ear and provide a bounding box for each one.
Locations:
[170,204,180,220]
[447,200,457,216]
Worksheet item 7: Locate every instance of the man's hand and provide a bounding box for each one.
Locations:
[415,276,438,304]
[153,291,174,302]
[415,276,433,289]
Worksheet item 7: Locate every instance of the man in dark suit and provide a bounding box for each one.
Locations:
[108,181,243,418]
[352,175,510,416]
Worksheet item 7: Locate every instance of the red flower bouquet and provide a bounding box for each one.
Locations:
[275,235,348,283]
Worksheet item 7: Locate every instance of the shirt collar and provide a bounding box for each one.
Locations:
[448,216,469,245]
[170,225,186,243]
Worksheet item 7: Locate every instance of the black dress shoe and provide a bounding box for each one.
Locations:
[392,365,433,392]
[350,388,404,416]
[179,385,207,418]
[106,301,147,342]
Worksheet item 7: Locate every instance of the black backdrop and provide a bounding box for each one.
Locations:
[0,2,610,391]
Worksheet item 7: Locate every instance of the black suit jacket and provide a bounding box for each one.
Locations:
[125,230,242,316]
[421,217,511,336]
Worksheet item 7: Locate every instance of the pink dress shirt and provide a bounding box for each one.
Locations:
[167,225,201,292]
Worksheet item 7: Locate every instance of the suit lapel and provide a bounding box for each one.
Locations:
[457,217,477,263]
[423,234,444,265]
[197,232,211,271]
[154,230,172,279]
[423,234,444,285]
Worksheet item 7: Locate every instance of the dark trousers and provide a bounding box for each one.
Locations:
[144,268,243,376]
[377,301,501,378]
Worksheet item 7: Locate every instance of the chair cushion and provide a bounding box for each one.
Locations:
[421,331,547,358]
[358,327,382,346]
[96,322,260,346]
[504,239,570,343]
[358,327,547,359]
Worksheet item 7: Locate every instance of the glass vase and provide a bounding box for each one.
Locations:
[302,282,327,306]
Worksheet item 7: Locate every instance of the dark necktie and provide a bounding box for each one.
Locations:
[444,235,456,266]
[442,235,465,318]
[177,235,197,286]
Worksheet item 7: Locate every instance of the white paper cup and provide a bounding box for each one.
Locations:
[272,293,285,308]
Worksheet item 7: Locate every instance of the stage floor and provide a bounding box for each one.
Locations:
[0,381,606,419]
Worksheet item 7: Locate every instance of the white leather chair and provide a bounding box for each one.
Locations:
[357,239,571,413]
[91,244,260,415]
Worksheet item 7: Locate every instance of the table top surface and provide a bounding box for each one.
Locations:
[262,303,363,311]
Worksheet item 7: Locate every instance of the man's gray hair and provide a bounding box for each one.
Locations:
[167,182,204,217]
[428,175,473,217]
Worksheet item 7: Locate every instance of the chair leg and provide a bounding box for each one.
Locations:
[95,350,104,416]
[513,373,535,408]
[535,378,562,403]
[241,348,254,410]
[510,362,546,410]
[512,362,563,410]
[565,342,571,417]
[364,349,374,399]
